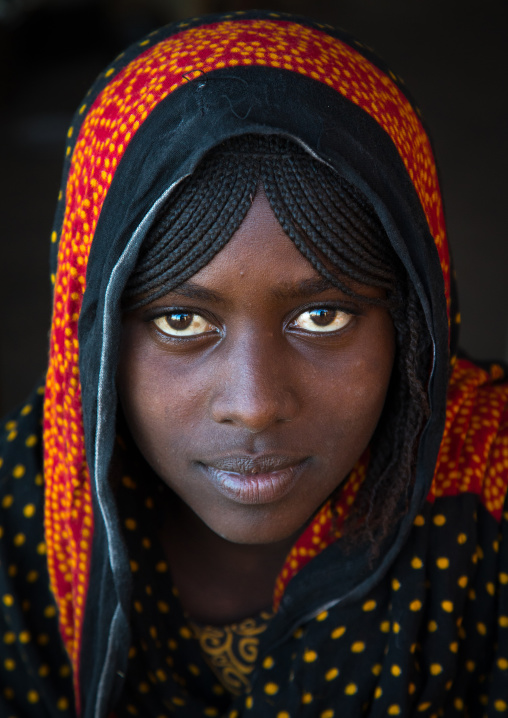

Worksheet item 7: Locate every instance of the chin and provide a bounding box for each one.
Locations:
[203,506,305,547]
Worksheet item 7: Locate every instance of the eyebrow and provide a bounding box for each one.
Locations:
[168,277,340,303]
[170,282,224,303]
[271,277,339,300]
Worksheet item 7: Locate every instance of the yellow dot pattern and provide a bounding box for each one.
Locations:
[428,358,508,519]
[0,390,75,713]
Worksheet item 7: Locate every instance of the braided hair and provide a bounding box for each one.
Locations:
[124,134,431,548]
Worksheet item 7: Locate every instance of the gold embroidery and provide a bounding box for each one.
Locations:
[191,613,272,695]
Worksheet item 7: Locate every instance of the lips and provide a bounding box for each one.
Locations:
[200,455,308,505]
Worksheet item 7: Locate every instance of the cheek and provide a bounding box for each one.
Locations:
[350,350,394,404]
[117,338,172,456]
[321,324,395,444]
[117,335,211,470]
[322,365,384,432]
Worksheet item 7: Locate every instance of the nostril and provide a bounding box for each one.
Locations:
[210,388,298,432]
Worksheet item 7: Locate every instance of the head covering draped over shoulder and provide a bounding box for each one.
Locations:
[2,9,497,717]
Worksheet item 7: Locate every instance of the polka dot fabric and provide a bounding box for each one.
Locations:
[0,389,74,717]
[230,494,508,718]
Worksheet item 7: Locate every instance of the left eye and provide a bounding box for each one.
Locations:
[292,308,353,333]
[153,312,214,337]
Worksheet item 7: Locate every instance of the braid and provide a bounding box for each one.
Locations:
[302,162,395,280]
[345,277,430,548]
[123,133,431,549]
[124,154,259,307]
[264,156,395,293]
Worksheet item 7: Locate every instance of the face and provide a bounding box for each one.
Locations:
[117,189,395,545]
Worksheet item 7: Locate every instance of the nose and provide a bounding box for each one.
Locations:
[210,333,298,433]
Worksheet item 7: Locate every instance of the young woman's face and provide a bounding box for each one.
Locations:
[118,189,395,545]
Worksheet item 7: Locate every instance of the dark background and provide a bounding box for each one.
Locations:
[0,0,507,415]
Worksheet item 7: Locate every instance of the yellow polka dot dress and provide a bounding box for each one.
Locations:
[1,10,508,718]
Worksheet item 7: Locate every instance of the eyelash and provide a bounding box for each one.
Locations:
[148,302,360,340]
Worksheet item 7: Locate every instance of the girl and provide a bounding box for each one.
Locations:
[1,10,507,717]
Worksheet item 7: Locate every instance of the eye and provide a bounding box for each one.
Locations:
[292,307,353,333]
[152,312,215,337]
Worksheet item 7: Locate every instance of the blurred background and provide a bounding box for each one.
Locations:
[0,0,507,414]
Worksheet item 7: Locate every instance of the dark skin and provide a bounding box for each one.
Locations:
[117,188,395,624]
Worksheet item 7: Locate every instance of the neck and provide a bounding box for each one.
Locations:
[159,494,300,625]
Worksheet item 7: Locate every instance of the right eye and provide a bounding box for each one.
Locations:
[291,307,353,333]
[152,312,215,337]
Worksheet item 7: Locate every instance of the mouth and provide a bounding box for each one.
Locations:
[199,455,308,505]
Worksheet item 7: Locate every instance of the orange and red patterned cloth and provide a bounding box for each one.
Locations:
[0,11,507,717]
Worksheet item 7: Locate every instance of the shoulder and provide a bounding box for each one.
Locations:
[0,382,48,586]
[0,386,76,715]
[0,386,46,621]
[430,357,508,521]
[0,383,46,595]
[0,385,45,528]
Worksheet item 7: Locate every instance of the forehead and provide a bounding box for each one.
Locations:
[123,136,398,312]
[191,188,315,284]
[153,189,387,308]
